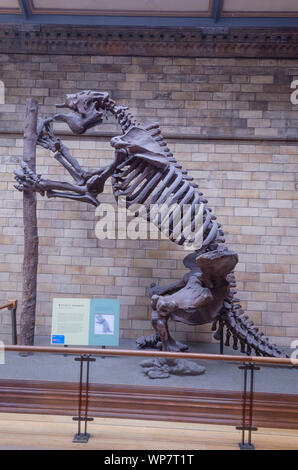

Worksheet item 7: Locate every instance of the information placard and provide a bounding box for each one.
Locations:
[51,298,120,346]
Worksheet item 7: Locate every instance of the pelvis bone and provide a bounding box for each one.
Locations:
[149,248,238,351]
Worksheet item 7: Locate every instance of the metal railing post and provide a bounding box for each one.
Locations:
[72,354,96,443]
[10,306,17,345]
[236,363,259,450]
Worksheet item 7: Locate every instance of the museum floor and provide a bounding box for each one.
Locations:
[0,338,296,394]
[0,413,297,450]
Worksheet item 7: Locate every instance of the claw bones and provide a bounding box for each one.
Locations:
[14,162,45,196]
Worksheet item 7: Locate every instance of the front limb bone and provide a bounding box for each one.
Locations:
[14,162,99,206]
[14,147,128,206]
[80,148,128,195]
[14,162,46,195]
[37,119,89,186]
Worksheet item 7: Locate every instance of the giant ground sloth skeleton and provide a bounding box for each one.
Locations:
[14,90,284,357]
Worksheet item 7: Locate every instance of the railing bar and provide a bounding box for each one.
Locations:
[0,302,16,311]
[3,345,292,366]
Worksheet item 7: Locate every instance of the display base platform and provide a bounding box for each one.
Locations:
[0,337,293,393]
[0,338,296,430]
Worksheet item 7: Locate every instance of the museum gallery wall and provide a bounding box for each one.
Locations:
[0,27,297,349]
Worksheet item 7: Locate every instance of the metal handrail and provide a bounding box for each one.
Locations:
[0,300,17,311]
[4,344,294,366]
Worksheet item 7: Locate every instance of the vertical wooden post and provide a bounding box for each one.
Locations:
[20,98,39,345]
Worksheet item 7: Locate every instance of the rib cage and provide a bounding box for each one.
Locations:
[100,95,285,358]
[111,159,221,249]
[103,98,222,249]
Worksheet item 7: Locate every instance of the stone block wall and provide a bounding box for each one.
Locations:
[0,51,297,346]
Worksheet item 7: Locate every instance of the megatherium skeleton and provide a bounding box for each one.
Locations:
[14,91,284,358]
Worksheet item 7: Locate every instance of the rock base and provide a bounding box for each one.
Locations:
[140,358,206,379]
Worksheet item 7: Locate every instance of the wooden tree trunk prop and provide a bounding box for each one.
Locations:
[20,98,38,345]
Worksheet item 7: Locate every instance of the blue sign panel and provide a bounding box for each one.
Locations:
[89,298,120,347]
[51,334,65,344]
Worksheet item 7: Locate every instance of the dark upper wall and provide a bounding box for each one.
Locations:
[0,25,298,141]
[0,58,297,141]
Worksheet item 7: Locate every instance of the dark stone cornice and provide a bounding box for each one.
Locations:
[0,24,297,58]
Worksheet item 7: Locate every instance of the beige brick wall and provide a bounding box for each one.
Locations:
[0,137,297,347]
[0,53,297,346]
